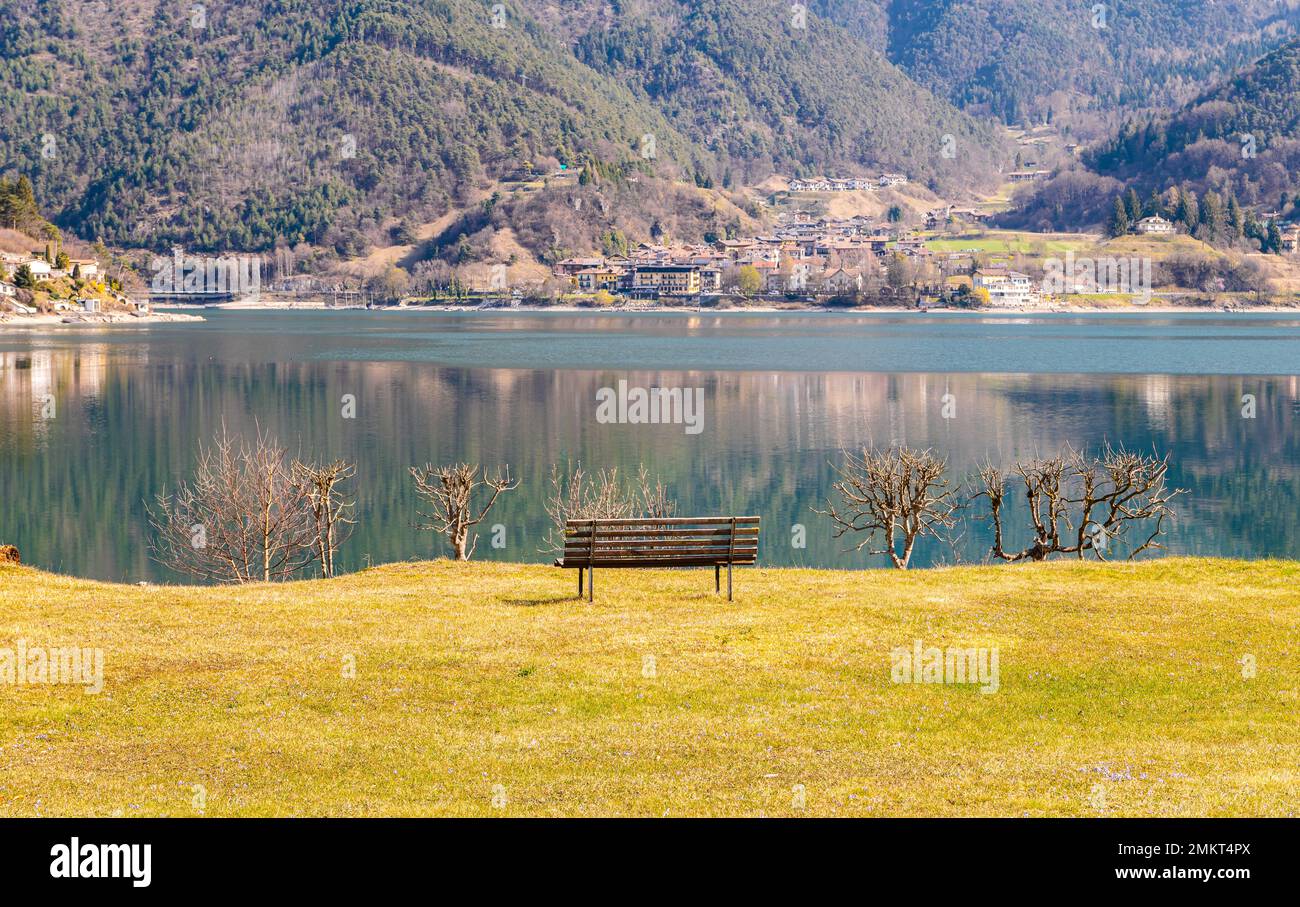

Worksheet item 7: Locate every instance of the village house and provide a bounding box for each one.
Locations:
[575,266,624,293]
[1007,169,1052,183]
[766,265,802,294]
[926,206,953,228]
[631,264,701,299]
[555,257,605,277]
[789,176,880,193]
[789,178,832,192]
[821,267,864,295]
[1134,215,1175,235]
[0,252,51,278]
[973,267,1039,308]
[1282,226,1300,254]
[69,258,100,280]
[878,173,909,188]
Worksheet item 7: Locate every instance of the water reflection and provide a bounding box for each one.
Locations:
[1,312,1298,581]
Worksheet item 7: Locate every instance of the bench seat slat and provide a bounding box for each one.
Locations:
[561,554,757,563]
[557,557,758,568]
[564,538,759,551]
[568,517,760,527]
[566,527,760,539]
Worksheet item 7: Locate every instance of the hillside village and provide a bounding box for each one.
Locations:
[0,177,152,323]
[548,206,957,305]
[515,154,1300,309]
[533,202,1298,310]
[0,244,150,322]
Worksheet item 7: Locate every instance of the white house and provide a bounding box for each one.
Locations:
[69,259,100,279]
[973,268,1039,307]
[821,268,864,294]
[1134,215,1175,235]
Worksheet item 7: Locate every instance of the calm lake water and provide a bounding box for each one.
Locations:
[2,309,1298,581]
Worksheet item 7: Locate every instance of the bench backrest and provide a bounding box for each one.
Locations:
[562,517,760,567]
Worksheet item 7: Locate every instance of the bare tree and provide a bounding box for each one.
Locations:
[814,446,960,569]
[541,462,676,553]
[541,462,633,554]
[976,444,1182,562]
[634,465,677,520]
[410,463,518,560]
[148,429,321,583]
[291,458,356,578]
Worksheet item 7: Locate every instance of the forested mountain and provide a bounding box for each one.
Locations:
[0,0,1003,257]
[1002,35,1300,235]
[811,0,1300,129]
[560,0,1004,192]
[1087,36,1300,210]
[0,0,719,254]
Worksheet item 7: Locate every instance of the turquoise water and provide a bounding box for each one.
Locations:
[1,309,1297,580]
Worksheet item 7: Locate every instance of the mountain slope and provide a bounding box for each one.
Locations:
[813,0,1300,129]
[0,0,1005,257]
[1000,35,1300,232]
[1087,35,1300,209]
[0,0,711,253]
[565,0,1006,193]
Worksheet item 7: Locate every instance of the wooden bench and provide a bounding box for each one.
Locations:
[555,517,760,601]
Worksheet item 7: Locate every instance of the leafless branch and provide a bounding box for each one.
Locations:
[813,446,960,569]
[148,427,322,583]
[410,462,518,560]
[975,444,1183,562]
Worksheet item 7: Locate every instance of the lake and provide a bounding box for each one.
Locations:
[2,309,1298,581]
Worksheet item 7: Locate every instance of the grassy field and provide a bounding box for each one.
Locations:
[1,558,1297,817]
[924,229,1097,255]
[922,230,1224,262]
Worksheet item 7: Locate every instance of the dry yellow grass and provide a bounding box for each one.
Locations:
[1,558,1297,817]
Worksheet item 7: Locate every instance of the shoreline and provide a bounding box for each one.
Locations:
[152,300,1300,316]
[0,311,205,329]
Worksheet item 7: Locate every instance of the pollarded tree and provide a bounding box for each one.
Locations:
[975,444,1182,562]
[410,463,518,560]
[815,446,961,569]
[540,462,676,555]
[291,458,357,579]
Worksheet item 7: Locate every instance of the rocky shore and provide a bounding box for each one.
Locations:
[0,311,205,328]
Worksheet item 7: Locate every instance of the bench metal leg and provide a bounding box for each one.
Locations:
[728,563,733,602]
[578,569,583,598]
[715,565,720,593]
[587,565,593,602]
